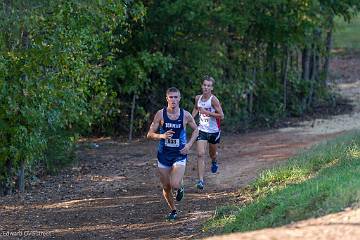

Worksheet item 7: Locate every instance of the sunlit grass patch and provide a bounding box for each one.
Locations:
[347,144,360,158]
[206,131,360,234]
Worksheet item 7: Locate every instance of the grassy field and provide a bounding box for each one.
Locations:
[333,14,360,49]
[206,131,360,233]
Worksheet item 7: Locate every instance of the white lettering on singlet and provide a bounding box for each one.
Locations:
[165,123,181,128]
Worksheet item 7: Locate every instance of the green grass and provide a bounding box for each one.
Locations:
[333,14,360,49]
[206,131,360,234]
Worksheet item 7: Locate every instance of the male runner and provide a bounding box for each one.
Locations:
[147,87,198,220]
[192,76,224,190]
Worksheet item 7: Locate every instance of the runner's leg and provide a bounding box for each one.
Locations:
[170,164,186,190]
[158,167,175,210]
[197,140,207,181]
[209,143,219,173]
[209,143,217,161]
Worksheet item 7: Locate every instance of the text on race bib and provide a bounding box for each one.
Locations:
[200,117,210,126]
[165,138,180,147]
[201,117,210,122]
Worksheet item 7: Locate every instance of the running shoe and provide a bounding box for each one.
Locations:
[196,180,204,190]
[166,210,177,221]
[176,186,184,201]
[211,161,218,173]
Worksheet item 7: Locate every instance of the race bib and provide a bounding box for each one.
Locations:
[202,118,209,123]
[165,138,180,147]
[200,117,210,126]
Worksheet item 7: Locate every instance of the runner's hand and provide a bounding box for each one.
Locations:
[180,144,190,155]
[198,107,209,115]
[162,130,175,139]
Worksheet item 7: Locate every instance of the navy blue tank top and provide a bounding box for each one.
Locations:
[158,108,187,157]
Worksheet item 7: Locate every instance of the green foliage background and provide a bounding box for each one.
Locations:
[1,0,359,193]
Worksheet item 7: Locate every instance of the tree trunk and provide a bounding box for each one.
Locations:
[307,49,317,108]
[128,93,137,141]
[4,158,13,195]
[308,29,321,108]
[302,47,310,81]
[14,29,30,193]
[282,46,289,111]
[17,160,25,193]
[301,47,311,115]
[295,48,300,81]
[323,16,334,84]
[249,67,256,118]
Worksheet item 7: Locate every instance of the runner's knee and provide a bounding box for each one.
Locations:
[170,181,181,190]
[197,151,206,158]
[162,184,171,192]
[210,151,217,160]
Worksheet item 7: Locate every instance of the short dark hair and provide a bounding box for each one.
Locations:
[203,75,215,85]
[166,87,180,95]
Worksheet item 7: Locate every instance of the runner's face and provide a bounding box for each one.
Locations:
[166,91,181,108]
[202,80,213,94]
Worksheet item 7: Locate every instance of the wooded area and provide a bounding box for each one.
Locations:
[1,0,359,194]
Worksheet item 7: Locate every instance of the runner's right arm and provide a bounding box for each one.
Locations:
[191,95,200,118]
[147,110,174,140]
[180,111,199,155]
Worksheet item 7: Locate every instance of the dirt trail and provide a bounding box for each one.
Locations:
[0,54,359,240]
[205,55,360,240]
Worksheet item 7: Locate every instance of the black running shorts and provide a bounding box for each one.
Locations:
[196,130,220,144]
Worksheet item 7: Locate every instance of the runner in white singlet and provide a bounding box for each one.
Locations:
[192,76,224,190]
[197,95,220,133]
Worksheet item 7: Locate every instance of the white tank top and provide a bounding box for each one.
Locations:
[197,95,220,133]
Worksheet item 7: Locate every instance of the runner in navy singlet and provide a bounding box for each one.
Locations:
[192,76,224,190]
[157,107,187,167]
[147,87,198,220]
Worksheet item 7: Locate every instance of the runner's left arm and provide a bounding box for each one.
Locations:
[199,97,224,119]
[212,97,224,120]
[180,111,199,155]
